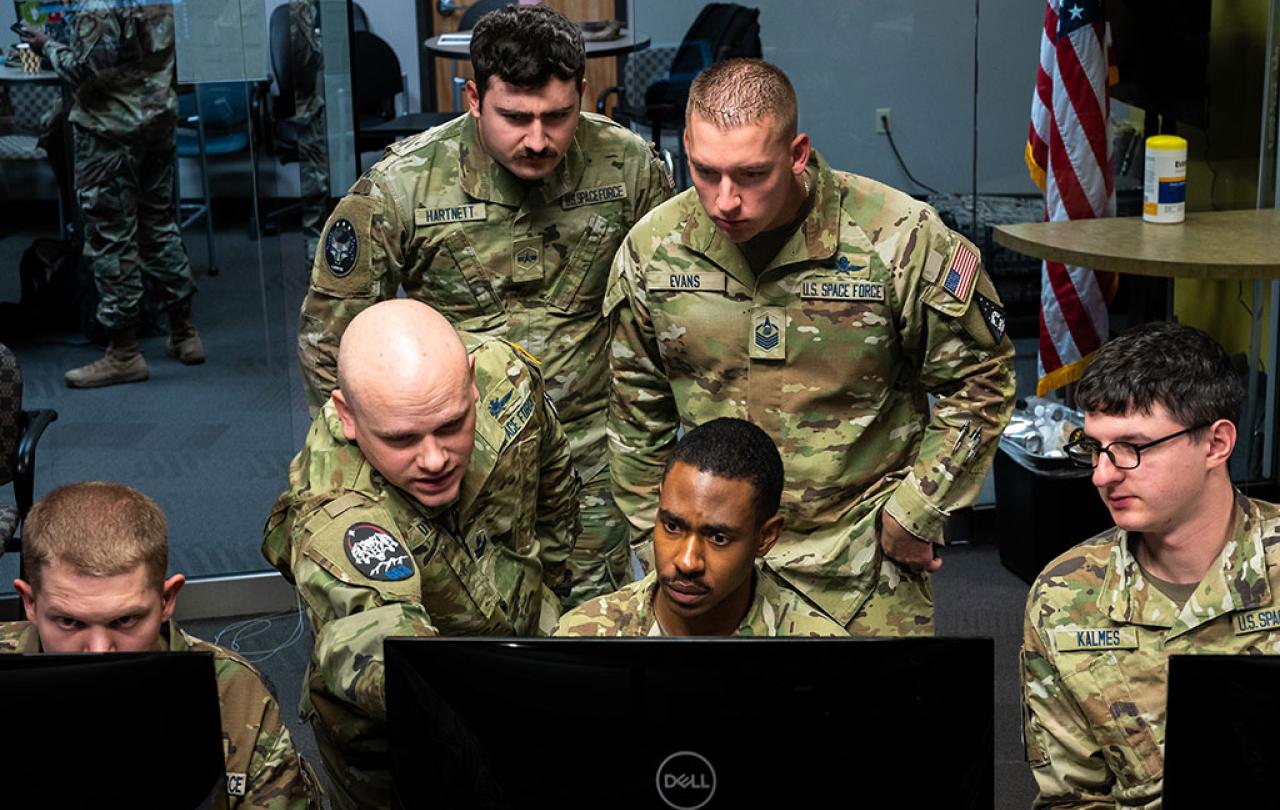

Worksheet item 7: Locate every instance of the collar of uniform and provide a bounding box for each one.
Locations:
[164,619,187,653]
[737,568,778,636]
[1099,493,1271,636]
[0,620,40,652]
[457,114,585,208]
[762,151,841,275]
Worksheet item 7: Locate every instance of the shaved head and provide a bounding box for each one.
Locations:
[332,300,479,508]
[336,299,470,411]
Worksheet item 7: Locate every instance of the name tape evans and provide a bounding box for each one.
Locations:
[646,271,728,291]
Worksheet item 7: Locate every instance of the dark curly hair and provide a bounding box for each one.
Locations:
[469,4,585,104]
[664,418,784,527]
[1076,321,1245,431]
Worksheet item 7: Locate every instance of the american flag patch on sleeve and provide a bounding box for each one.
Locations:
[941,243,978,302]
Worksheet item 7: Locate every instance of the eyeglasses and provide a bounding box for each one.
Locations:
[1064,424,1210,470]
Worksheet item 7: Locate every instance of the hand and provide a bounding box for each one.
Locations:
[18,26,49,55]
[879,512,942,573]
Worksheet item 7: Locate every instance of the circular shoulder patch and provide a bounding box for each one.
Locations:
[324,218,360,278]
[344,522,415,582]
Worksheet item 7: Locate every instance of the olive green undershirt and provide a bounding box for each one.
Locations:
[1137,559,1200,608]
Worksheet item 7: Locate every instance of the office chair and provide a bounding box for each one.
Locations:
[175,83,256,274]
[0,343,58,592]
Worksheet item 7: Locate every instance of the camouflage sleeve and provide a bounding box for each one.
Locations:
[1021,595,1115,807]
[298,174,406,414]
[533,365,581,600]
[45,7,123,87]
[882,223,1016,544]
[291,509,437,721]
[237,675,324,809]
[552,597,617,637]
[603,235,680,572]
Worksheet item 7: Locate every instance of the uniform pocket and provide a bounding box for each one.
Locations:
[434,229,503,314]
[1060,650,1165,789]
[545,214,618,312]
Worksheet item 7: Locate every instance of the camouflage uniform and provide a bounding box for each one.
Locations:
[1021,494,1280,807]
[606,152,1016,635]
[299,112,673,608]
[44,1,196,330]
[263,334,580,810]
[554,567,848,637]
[289,0,329,262]
[0,619,320,808]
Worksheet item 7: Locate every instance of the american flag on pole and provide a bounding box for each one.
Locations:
[1026,0,1118,396]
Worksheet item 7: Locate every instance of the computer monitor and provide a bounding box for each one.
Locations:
[386,637,994,809]
[1164,654,1280,809]
[0,650,228,809]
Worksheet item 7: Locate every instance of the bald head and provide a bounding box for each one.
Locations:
[332,300,480,508]
[336,299,470,413]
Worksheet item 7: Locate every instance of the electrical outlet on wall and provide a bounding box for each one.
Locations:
[875,108,891,135]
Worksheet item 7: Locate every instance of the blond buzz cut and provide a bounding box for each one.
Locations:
[22,481,169,591]
[686,58,798,139]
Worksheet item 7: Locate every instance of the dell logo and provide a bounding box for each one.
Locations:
[655,750,717,810]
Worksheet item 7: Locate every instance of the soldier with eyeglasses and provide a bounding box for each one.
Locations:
[1019,321,1280,807]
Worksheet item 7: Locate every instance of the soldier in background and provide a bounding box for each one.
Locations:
[288,0,329,263]
[2,482,319,808]
[297,4,673,608]
[606,59,1015,636]
[1022,322,1280,806]
[21,1,204,388]
[264,299,579,809]
[556,417,846,637]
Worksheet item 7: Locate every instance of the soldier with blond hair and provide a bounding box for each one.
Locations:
[606,58,1015,636]
[1,481,319,808]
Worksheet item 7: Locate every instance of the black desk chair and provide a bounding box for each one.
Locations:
[353,31,456,165]
[597,3,761,189]
[0,343,58,601]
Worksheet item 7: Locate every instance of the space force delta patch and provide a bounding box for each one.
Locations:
[1054,628,1139,652]
[344,522,415,582]
[561,183,627,209]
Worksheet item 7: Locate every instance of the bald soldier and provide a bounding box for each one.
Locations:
[298,4,673,607]
[606,59,1016,635]
[264,299,579,809]
[3,482,319,808]
[556,418,846,637]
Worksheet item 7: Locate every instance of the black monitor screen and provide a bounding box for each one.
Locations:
[386,637,994,810]
[0,650,227,809]
[1164,654,1280,809]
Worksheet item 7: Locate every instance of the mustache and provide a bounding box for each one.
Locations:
[659,575,709,594]
[518,147,557,160]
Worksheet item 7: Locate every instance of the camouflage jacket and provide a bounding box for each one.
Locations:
[0,619,320,808]
[298,111,672,481]
[605,152,1016,625]
[554,568,848,637]
[262,334,579,810]
[1021,494,1280,808]
[44,0,178,136]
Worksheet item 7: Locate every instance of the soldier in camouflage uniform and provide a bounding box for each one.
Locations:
[557,418,846,637]
[1022,322,1280,807]
[298,5,672,608]
[289,0,329,262]
[4,482,318,808]
[264,300,580,810]
[21,1,204,388]
[607,59,1015,636]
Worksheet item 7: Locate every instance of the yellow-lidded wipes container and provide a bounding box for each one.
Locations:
[1143,135,1187,223]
